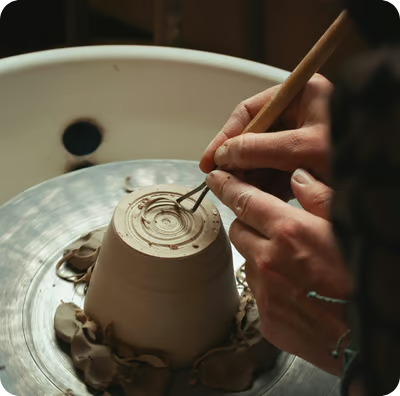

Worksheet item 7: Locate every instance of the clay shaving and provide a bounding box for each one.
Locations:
[124,176,134,193]
[54,289,278,394]
[54,303,171,395]
[56,230,104,286]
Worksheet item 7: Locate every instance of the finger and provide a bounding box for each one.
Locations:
[213,126,329,174]
[229,219,271,264]
[199,85,281,173]
[291,169,332,220]
[206,170,291,236]
[286,73,333,127]
[200,74,332,174]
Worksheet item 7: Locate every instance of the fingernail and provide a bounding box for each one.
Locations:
[292,169,314,185]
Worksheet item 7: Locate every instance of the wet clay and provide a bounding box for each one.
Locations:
[84,185,240,368]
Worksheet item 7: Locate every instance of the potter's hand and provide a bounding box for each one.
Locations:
[206,169,352,376]
[200,74,332,200]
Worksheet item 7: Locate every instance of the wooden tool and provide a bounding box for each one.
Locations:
[177,10,351,213]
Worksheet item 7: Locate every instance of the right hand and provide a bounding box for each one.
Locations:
[205,168,352,376]
[200,74,333,201]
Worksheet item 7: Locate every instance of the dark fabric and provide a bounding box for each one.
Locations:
[345,0,400,48]
[330,47,400,396]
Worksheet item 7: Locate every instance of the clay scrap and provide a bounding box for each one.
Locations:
[54,288,278,395]
[191,290,279,392]
[56,229,104,285]
[54,302,170,395]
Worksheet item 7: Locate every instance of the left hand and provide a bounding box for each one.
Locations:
[206,169,352,376]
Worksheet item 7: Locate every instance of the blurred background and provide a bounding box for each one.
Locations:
[0,0,366,80]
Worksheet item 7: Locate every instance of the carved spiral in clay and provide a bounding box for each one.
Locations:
[125,193,219,254]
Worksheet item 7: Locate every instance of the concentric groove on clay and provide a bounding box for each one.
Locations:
[126,192,208,249]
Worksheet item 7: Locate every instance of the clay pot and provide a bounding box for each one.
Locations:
[84,184,239,367]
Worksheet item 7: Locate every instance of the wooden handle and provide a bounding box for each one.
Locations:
[242,10,351,135]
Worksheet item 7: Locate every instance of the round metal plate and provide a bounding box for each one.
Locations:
[0,160,340,396]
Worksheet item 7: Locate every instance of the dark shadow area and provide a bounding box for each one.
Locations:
[0,0,152,59]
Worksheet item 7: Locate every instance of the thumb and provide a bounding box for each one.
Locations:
[291,169,332,220]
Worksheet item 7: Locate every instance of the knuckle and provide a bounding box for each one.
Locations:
[232,101,251,127]
[253,256,273,274]
[234,101,246,114]
[311,73,332,88]
[284,129,327,166]
[285,131,304,154]
[233,190,253,218]
[229,135,251,167]
[307,74,333,100]
[274,219,301,242]
[312,190,331,211]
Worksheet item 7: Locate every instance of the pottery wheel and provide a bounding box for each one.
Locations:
[0,160,340,396]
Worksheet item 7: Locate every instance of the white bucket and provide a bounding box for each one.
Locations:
[0,46,288,204]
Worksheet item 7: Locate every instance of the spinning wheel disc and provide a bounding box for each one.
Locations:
[0,160,340,396]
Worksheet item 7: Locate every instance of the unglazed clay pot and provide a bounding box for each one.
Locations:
[84,184,239,367]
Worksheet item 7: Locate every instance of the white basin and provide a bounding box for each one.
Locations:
[0,46,289,204]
